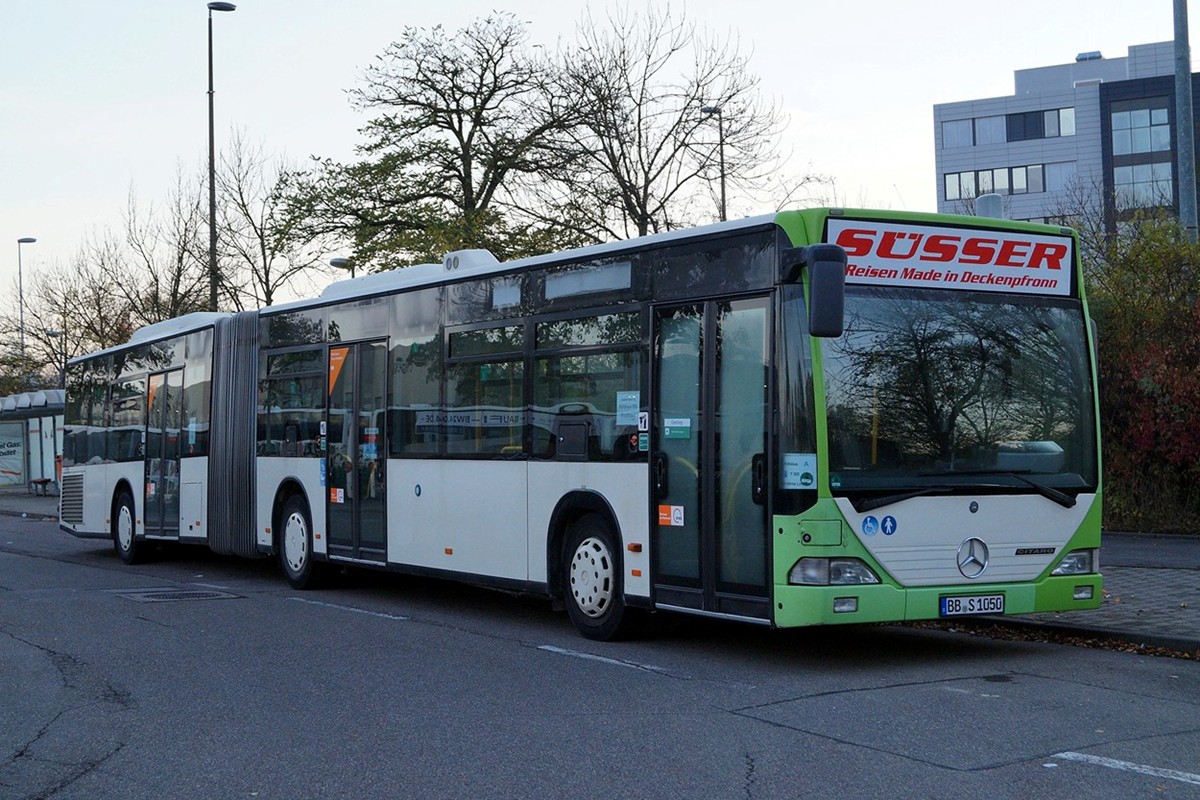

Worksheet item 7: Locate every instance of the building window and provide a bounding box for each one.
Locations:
[1045,161,1077,192]
[1005,108,1074,142]
[976,167,1009,194]
[942,119,973,148]
[974,115,1006,145]
[1045,108,1076,137]
[945,171,978,201]
[1007,110,1045,142]
[946,164,1051,200]
[1112,101,1170,155]
[1114,162,1173,208]
[1021,216,1076,226]
[1011,165,1044,194]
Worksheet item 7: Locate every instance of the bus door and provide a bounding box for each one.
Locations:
[652,297,771,620]
[144,368,183,537]
[326,342,388,563]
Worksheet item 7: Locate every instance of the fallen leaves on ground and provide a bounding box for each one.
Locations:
[907,620,1199,660]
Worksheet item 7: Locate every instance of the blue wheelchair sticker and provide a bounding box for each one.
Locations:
[862,515,879,536]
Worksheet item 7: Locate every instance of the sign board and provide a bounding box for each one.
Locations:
[782,453,817,489]
[827,219,1074,297]
[616,392,640,426]
[0,422,25,487]
[663,418,691,440]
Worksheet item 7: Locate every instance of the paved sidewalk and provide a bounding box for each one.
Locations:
[2,487,1196,654]
[0,486,60,520]
[1014,561,1199,655]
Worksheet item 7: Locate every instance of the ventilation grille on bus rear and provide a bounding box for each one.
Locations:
[60,473,84,525]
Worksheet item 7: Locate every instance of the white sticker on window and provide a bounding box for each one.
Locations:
[616,391,640,426]
[783,453,817,489]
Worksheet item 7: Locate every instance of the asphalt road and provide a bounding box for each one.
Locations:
[2,516,1198,800]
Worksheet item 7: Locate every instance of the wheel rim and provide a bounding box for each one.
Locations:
[569,536,614,619]
[283,511,308,574]
[117,504,134,552]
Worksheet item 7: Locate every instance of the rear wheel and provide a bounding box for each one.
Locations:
[562,514,635,641]
[279,494,320,589]
[112,490,142,565]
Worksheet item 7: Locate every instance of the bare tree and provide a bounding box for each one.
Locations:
[1,169,207,391]
[282,13,586,269]
[542,5,786,239]
[219,131,334,307]
[0,242,135,391]
[118,173,210,325]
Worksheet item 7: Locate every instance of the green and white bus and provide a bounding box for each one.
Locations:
[60,208,1101,639]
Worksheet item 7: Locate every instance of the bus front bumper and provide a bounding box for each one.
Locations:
[772,574,1104,628]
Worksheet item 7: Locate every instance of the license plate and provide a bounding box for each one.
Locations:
[939,594,1004,616]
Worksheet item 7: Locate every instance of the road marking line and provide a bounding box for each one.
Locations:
[1054,752,1200,786]
[537,645,664,673]
[288,597,407,621]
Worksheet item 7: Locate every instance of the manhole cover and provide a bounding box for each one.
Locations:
[119,589,241,603]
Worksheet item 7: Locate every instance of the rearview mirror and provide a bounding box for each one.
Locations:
[782,244,846,338]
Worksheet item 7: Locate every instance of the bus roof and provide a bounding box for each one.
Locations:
[266,214,782,316]
[268,208,1078,316]
[67,311,231,366]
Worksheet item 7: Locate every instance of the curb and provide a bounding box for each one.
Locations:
[0,508,58,520]
[978,616,1200,657]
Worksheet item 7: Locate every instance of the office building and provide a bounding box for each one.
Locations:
[934,42,1195,227]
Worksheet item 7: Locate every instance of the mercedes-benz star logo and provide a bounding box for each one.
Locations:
[956,537,990,579]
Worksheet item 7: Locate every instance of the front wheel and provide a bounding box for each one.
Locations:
[112,490,142,565]
[279,495,321,589]
[562,514,635,641]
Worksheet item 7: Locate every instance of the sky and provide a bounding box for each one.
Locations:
[1,0,1193,303]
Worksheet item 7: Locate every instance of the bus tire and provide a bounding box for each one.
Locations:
[112,490,142,565]
[279,495,320,589]
[562,513,634,641]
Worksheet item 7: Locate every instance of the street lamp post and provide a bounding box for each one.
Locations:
[701,106,726,222]
[17,237,36,361]
[207,1,236,312]
[330,257,355,279]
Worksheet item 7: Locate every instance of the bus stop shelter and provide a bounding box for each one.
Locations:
[0,389,64,494]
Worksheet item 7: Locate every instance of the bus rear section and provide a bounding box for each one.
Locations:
[770,210,1101,628]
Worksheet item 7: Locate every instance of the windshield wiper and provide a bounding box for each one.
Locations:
[1008,473,1077,508]
[918,469,1077,509]
[851,486,953,513]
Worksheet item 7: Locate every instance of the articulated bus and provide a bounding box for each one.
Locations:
[60,208,1102,639]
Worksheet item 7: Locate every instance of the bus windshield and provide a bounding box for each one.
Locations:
[820,286,1098,499]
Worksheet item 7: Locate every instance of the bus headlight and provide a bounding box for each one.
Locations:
[789,558,880,586]
[1051,549,1097,576]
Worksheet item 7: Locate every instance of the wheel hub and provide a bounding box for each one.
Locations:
[284,512,308,572]
[569,536,613,618]
[117,506,133,550]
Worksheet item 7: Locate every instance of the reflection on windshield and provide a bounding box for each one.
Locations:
[821,287,1097,492]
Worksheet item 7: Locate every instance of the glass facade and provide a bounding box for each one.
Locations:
[1112,102,1170,156]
